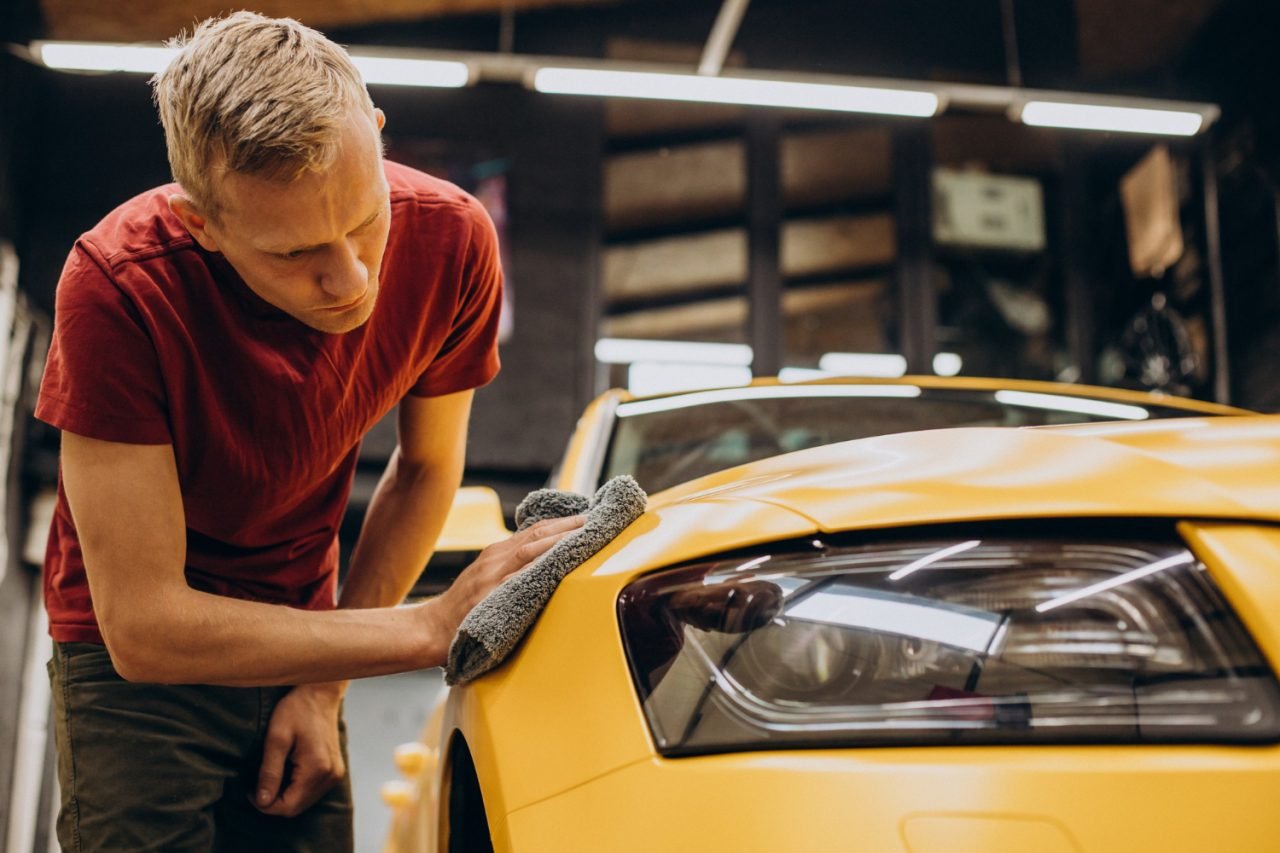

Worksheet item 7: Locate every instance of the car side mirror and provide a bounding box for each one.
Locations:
[436,486,512,552]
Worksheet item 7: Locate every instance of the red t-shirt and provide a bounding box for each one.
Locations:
[36,161,503,644]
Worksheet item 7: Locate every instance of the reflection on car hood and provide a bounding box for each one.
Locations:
[648,416,1280,532]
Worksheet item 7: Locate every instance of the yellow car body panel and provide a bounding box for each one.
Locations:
[389,520,1280,853]
[432,486,512,552]
[386,383,1278,853]
[1181,522,1280,675]
[497,522,1280,853]
[505,744,1280,852]
[437,498,821,813]
[552,389,627,493]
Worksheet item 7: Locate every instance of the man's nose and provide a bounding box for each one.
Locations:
[318,238,368,300]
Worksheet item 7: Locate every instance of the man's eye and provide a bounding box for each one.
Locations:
[276,250,308,261]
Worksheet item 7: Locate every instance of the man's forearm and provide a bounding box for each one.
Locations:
[101,449,460,688]
[102,588,457,686]
[62,422,477,690]
[99,483,576,689]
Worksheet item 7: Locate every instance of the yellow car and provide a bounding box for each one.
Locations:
[387,378,1280,853]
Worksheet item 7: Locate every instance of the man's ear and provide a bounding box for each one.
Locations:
[167,195,221,252]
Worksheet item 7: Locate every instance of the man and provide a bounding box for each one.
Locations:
[36,12,579,851]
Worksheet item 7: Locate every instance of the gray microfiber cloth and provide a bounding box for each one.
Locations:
[445,475,647,685]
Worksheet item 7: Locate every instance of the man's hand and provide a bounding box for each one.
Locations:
[433,514,586,640]
[254,682,346,817]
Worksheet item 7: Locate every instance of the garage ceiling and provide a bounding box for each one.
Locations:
[37,0,624,41]
[37,0,1225,85]
[1074,0,1225,79]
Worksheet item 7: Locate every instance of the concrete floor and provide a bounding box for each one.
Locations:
[344,669,447,853]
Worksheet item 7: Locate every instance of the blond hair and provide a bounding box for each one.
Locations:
[150,12,375,216]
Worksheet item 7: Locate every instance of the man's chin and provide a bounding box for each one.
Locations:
[300,294,377,334]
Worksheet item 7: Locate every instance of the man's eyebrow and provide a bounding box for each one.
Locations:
[264,206,382,254]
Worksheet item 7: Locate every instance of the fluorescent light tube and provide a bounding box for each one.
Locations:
[993,390,1150,421]
[35,43,470,88]
[627,362,752,397]
[778,367,834,383]
[1019,101,1203,136]
[350,56,469,88]
[533,68,939,117]
[38,43,178,73]
[818,352,908,378]
[596,338,753,366]
[932,352,962,376]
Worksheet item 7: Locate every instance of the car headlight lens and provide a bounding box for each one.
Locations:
[617,535,1280,755]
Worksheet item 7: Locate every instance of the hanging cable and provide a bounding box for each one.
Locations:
[698,0,751,76]
[499,0,515,54]
[1000,0,1022,88]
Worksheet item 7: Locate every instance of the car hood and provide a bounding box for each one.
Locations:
[657,415,1279,524]
[587,417,1280,579]
[445,417,1280,819]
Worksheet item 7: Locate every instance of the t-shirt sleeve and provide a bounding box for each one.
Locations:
[35,241,172,444]
[410,198,504,397]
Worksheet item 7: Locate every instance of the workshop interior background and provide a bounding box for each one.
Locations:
[3,0,1280,848]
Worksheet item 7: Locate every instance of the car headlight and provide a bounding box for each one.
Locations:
[617,533,1280,756]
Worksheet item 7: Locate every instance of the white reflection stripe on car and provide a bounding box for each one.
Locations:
[1036,552,1196,613]
[993,390,1149,421]
[786,583,1003,652]
[617,384,923,417]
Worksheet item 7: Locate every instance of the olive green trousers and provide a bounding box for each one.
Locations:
[49,642,354,852]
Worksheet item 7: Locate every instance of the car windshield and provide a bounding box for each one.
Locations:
[601,385,1215,495]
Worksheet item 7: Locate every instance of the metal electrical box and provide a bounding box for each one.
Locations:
[932,168,1046,252]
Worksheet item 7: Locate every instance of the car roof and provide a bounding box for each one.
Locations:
[609,375,1252,417]
[557,374,1253,495]
[586,416,1280,581]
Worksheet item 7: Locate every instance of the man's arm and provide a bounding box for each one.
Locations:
[61,428,578,687]
[339,389,473,617]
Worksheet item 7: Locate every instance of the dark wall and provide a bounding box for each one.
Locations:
[1178,0,1280,410]
[17,70,173,314]
[369,85,604,472]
